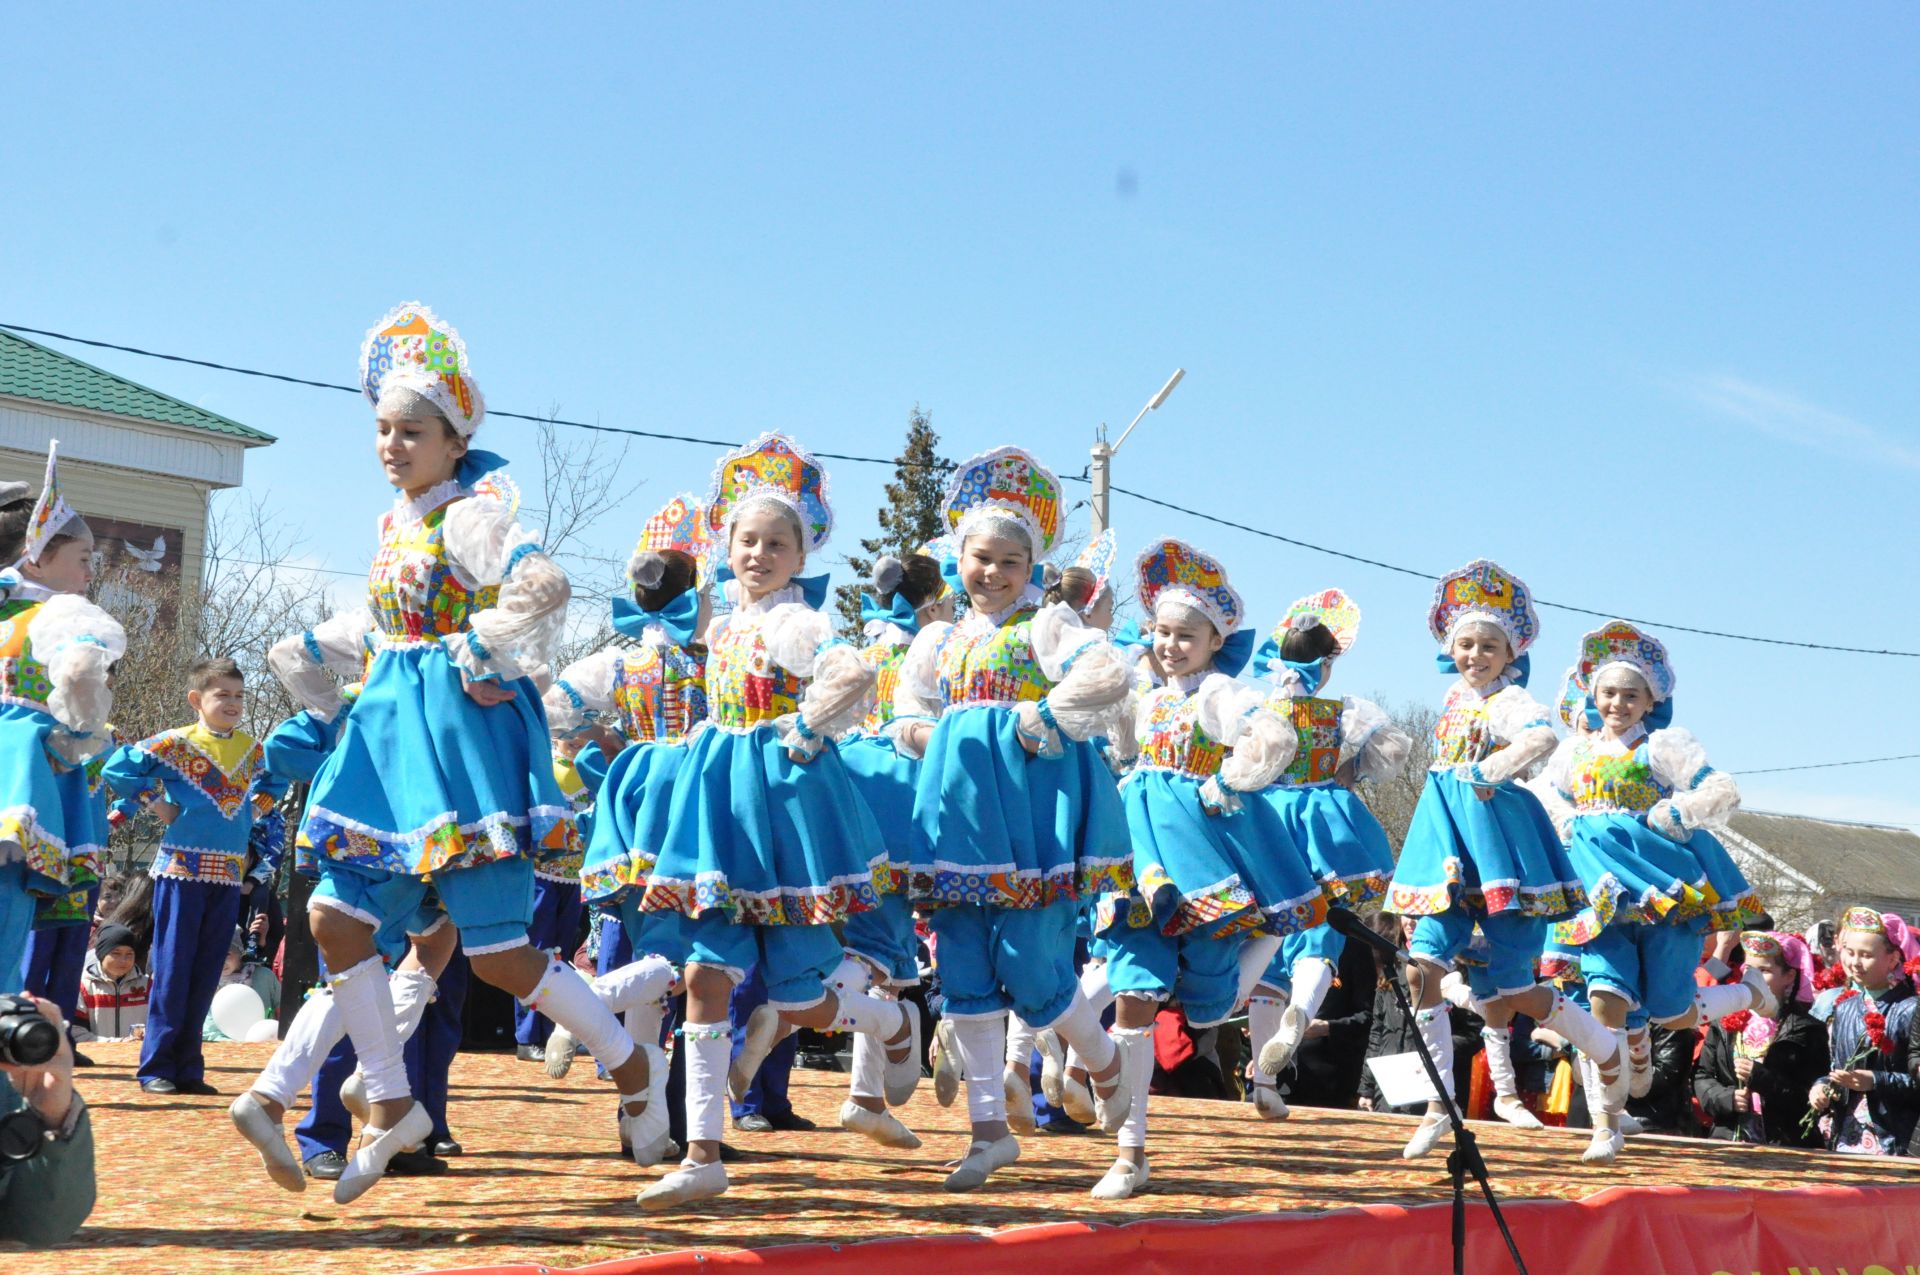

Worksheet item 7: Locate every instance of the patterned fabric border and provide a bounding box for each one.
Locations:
[1386,859,1586,920]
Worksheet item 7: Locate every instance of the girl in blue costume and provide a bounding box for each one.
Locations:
[0,445,124,992]
[1093,540,1321,1199]
[232,304,650,1205]
[540,494,713,1163]
[628,434,921,1212]
[1245,589,1413,1121]
[834,549,953,1150]
[1533,620,1768,1163]
[1386,559,1617,1161]
[889,447,1137,1193]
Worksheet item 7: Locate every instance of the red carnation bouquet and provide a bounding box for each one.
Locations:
[1803,997,1899,1139]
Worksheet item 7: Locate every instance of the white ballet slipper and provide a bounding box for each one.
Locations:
[1582,1122,1625,1164]
[229,1093,305,1193]
[1091,1156,1151,1201]
[1061,1069,1097,1125]
[943,1134,1020,1193]
[840,1099,923,1150]
[1256,1002,1311,1079]
[545,1025,578,1078]
[727,1004,784,1104]
[1493,1095,1545,1130]
[932,1018,961,1108]
[340,1068,369,1125]
[334,1103,433,1205]
[883,1000,923,1108]
[636,1158,729,1212]
[1093,1043,1135,1137]
[1036,1029,1067,1107]
[619,1044,672,1167]
[1250,1083,1290,1122]
[1004,1067,1036,1135]
[1402,1111,1450,1160]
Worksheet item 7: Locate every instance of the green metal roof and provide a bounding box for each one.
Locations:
[0,329,274,444]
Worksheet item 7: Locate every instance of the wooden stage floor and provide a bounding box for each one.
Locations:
[16,1039,1914,1275]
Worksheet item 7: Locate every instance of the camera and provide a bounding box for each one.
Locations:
[0,994,59,1068]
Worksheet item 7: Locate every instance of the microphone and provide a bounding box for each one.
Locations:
[1326,907,1403,963]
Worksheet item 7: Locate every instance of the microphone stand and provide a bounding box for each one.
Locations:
[1382,945,1530,1275]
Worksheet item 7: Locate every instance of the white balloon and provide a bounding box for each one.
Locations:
[211,983,266,1040]
[244,1019,281,1043]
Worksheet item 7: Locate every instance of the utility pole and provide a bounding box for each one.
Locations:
[1089,368,1185,536]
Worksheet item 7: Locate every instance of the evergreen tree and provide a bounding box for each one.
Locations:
[835,406,954,636]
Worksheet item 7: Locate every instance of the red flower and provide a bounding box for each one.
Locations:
[1720,1010,1752,1034]
[1837,988,1860,1005]
[1865,1010,1894,1056]
[1905,956,1920,980]
[1814,964,1846,992]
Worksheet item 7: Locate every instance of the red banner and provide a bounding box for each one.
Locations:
[437,1183,1920,1275]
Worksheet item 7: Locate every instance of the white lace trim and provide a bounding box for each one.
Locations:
[391,479,463,525]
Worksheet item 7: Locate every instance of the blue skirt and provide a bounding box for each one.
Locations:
[1255,783,1396,906]
[1122,769,1327,939]
[580,740,689,905]
[909,705,1132,909]
[648,723,888,925]
[1564,813,1762,938]
[838,732,919,889]
[300,645,576,877]
[1388,771,1584,921]
[0,704,100,895]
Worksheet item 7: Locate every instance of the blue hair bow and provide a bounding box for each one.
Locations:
[455,449,512,489]
[1215,628,1257,678]
[612,591,701,646]
[714,565,831,610]
[1435,649,1531,687]
[1253,634,1329,694]
[859,590,922,634]
[1107,617,1152,656]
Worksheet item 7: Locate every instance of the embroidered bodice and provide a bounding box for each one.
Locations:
[859,641,909,732]
[1563,733,1670,816]
[935,607,1050,709]
[1134,685,1227,779]
[368,489,499,645]
[705,611,802,731]
[1432,683,1507,768]
[0,597,52,710]
[1266,694,1345,789]
[611,643,709,743]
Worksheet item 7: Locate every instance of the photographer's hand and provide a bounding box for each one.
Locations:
[1,997,76,1128]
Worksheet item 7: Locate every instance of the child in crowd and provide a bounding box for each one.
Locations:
[1694,930,1828,1146]
[72,922,149,1043]
[1809,908,1919,1155]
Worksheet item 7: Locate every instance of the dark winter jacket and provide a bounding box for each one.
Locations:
[1694,1006,1827,1147]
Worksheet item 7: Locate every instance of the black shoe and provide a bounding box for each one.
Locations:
[71,1049,96,1067]
[305,1151,346,1180]
[432,1139,463,1157]
[717,1141,741,1163]
[140,1078,179,1095]
[767,1111,816,1132]
[734,1113,774,1133]
[177,1079,219,1096]
[387,1147,450,1176]
[515,1044,546,1063]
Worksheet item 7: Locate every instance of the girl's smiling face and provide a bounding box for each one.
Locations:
[1448,626,1511,689]
[376,410,466,495]
[729,506,803,602]
[1839,929,1900,991]
[1593,672,1653,737]
[1152,606,1223,677]
[958,534,1030,615]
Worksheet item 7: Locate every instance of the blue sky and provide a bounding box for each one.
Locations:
[4,6,1916,824]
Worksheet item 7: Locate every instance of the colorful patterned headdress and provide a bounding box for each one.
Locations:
[1278,588,1361,656]
[1739,931,1818,1004]
[1135,539,1245,637]
[918,532,958,601]
[1555,665,1587,731]
[706,432,833,554]
[628,493,711,588]
[1428,558,1540,655]
[1574,620,1675,703]
[20,440,90,564]
[1070,529,1118,607]
[942,446,1062,557]
[360,302,486,437]
[1840,907,1920,960]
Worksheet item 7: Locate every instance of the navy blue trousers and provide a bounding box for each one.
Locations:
[138,878,242,1084]
[728,964,796,1120]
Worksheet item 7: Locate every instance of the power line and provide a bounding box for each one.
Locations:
[10,319,1920,659]
[1732,754,1920,777]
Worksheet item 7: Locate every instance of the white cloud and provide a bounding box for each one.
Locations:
[1676,373,1920,472]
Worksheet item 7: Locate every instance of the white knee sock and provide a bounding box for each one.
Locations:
[1047,990,1118,1076]
[593,954,675,1012]
[849,1014,889,1102]
[1065,963,1114,1075]
[521,958,636,1071]
[1539,988,1619,1063]
[1112,1024,1155,1151]
[391,969,437,1044]
[826,955,873,999]
[831,989,906,1039]
[1248,992,1286,1083]
[625,998,668,1051]
[1693,980,1755,1022]
[1481,1025,1519,1101]
[330,956,408,1103]
[1005,1014,1039,1069]
[951,1014,1009,1126]
[1290,957,1335,1023]
[1233,934,1283,1012]
[1415,1002,1455,1110]
[683,1021,731,1145]
[253,989,341,1108]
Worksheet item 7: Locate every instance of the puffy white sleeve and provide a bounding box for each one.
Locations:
[761,603,876,754]
[1465,686,1558,785]
[1020,602,1132,745]
[1527,738,1579,843]
[543,646,625,734]
[30,595,127,762]
[885,622,951,761]
[1340,696,1412,783]
[1195,674,1298,801]
[268,608,377,723]
[1645,727,1740,841]
[441,496,570,683]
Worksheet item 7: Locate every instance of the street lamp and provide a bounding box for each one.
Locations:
[1090,368,1184,534]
